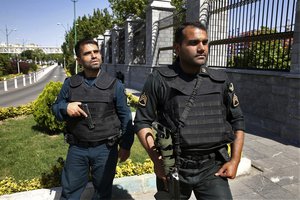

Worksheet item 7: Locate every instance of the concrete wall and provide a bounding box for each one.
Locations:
[226,69,300,144]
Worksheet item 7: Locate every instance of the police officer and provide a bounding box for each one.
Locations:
[134,22,245,199]
[52,38,134,200]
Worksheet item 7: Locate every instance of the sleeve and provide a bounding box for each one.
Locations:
[52,78,70,121]
[133,71,162,133]
[224,80,246,131]
[115,81,134,150]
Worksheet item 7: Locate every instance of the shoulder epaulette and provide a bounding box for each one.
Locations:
[205,67,227,82]
[155,65,178,78]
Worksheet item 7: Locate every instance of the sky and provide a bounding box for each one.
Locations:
[0,0,110,47]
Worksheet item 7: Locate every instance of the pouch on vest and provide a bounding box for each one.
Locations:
[152,121,175,175]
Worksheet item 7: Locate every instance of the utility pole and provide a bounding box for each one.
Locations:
[1,25,16,47]
[71,0,78,74]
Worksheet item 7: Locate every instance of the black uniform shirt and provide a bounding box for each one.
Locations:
[134,63,245,134]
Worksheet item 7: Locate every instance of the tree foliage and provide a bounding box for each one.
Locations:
[227,26,290,71]
[108,0,185,24]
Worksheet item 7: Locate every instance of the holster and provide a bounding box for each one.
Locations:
[153,122,175,174]
[217,146,231,162]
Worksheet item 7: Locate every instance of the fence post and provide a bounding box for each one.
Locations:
[291,0,300,73]
[112,25,120,65]
[145,0,175,66]
[23,75,26,86]
[33,72,36,83]
[29,73,32,84]
[125,17,134,65]
[3,78,7,91]
[14,76,18,88]
[103,30,111,64]
[96,34,104,54]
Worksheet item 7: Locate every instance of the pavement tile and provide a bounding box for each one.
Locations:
[282,183,300,197]
[245,140,286,159]
[253,153,298,172]
[273,144,300,161]
[239,174,282,193]
[233,192,265,200]
[263,165,300,186]
[243,145,268,161]
[260,188,299,200]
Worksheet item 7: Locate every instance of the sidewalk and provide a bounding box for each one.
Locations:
[115,131,300,200]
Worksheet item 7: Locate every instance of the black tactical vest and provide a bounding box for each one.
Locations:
[66,71,121,142]
[156,65,235,150]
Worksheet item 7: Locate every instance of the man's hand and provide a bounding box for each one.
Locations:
[215,160,239,179]
[67,102,87,117]
[118,148,130,162]
[153,153,169,191]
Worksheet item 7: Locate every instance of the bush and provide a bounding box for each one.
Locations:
[0,103,34,120]
[0,158,154,195]
[32,81,65,134]
[126,92,139,108]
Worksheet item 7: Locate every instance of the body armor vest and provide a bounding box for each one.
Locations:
[66,71,121,142]
[156,65,235,150]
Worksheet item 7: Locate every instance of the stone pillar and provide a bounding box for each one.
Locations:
[290,0,300,73]
[125,17,134,65]
[103,30,111,64]
[96,34,105,64]
[111,25,120,65]
[96,35,104,50]
[146,0,175,66]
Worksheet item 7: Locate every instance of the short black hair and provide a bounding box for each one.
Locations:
[174,21,207,44]
[75,38,99,57]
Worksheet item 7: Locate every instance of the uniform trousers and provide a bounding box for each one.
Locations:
[60,143,118,200]
[156,152,232,200]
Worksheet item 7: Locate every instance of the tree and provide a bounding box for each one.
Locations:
[228,26,290,71]
[0,54,13,75]
[109,0,148,24]
[108,0,185,25]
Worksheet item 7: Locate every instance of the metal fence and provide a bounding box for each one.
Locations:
[132,20,146,64]
[208,0,297,71]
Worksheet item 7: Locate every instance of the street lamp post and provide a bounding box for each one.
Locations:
[57,23,69,68]
[71,0,78,74]
[0,25,16,47]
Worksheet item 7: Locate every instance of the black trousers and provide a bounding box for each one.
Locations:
[156,152,232,200]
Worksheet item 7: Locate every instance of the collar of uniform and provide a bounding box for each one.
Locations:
[164,63,197,96]
[94,70,116,89]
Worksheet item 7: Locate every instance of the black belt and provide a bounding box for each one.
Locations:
[65,133,120,148]
[75,139,108,148]
[179,153,216,169]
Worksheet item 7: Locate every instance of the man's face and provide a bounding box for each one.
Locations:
[77,43,102,71]
[175,26,209,69]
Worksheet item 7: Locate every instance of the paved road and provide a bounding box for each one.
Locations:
[0,65,66,107]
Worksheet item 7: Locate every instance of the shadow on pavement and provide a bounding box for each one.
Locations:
[112,185,134,200]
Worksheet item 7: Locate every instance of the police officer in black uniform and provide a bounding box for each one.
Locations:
[52,38,133,200]
[134,22,245,199]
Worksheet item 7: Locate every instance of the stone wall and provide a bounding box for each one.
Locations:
[226,69,300,144]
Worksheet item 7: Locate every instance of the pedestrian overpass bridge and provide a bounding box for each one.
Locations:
[0,44,62,54]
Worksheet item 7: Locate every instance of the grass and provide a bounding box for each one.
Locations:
[0,115,148,181]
